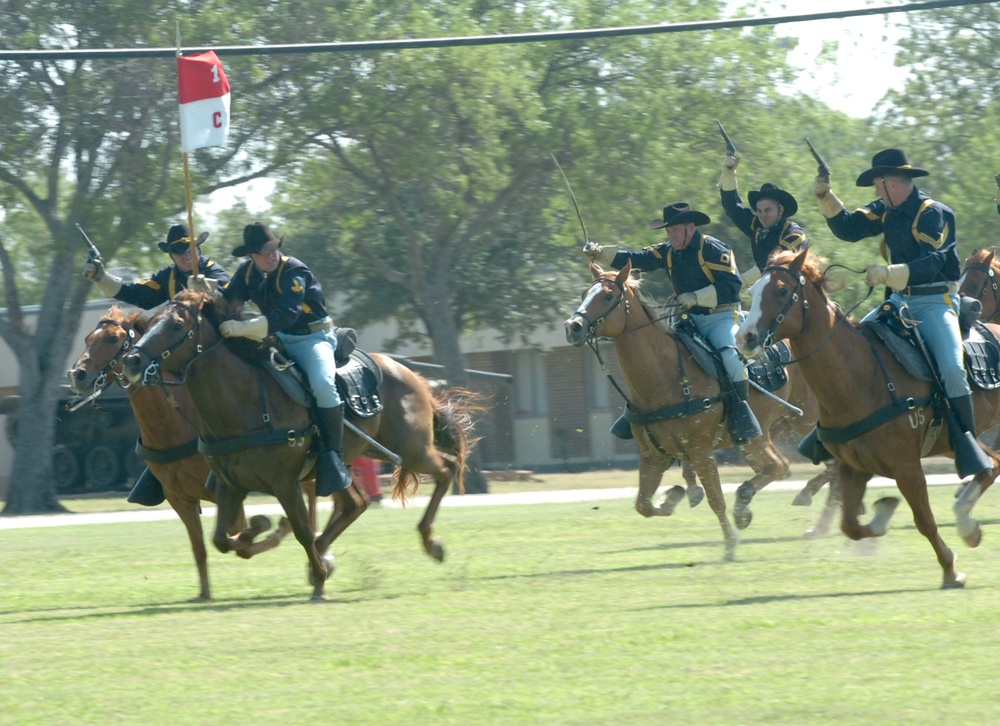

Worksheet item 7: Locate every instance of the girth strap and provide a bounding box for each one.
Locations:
[135,436,199,464]
[198,425,312,457]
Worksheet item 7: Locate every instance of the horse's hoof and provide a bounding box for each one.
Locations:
[722,550,736,563]
[942,572,967,589]
[322,553,336,578]
[803,526,826,539]
[733,509,753,531]
[869,496,899,536]
[310,592,327,601]
[429,541,445,563]
[791,490,813,507]
[687,485,705,508]
[249,514,272,534]
[660,486,686,515]
[958,524,983,549]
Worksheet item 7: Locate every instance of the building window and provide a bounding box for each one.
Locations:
[513,350,548,417]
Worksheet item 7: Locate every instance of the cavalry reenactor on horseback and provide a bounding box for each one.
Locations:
[218,222,352,497]
[83,223,231,506]
[584,202,763,446]
[812,147,991,478]
[718,154,809,287]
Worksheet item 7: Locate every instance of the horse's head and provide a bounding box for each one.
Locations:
[122,290,219,384]
[564,260,634,346]
[737,247,826,356]
[68,307,147,394]
[960,248,1000,322]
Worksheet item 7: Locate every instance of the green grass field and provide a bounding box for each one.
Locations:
[2,470,999,724]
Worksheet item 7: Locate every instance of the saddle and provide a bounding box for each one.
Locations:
[672,313,789,393]
[261,328,385,417]
[864,298,1000,391]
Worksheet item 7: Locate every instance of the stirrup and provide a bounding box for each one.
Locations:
[610,414,634,440]
[127,467,166,506]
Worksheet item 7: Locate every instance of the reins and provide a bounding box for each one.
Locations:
[134,299,224,387]
[759,264,875,366]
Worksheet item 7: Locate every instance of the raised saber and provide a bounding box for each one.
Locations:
[549,152,590,244]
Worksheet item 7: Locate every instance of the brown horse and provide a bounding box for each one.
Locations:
[67,307,294,601]
[737,247,1000,588]
[960,248,1000,323]
[564,261,832,560]
[122,290,477,600]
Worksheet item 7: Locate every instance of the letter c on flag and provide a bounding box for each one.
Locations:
[213,111,222,129]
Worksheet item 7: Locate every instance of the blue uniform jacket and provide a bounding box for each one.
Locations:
[720,189,809,271]
[610,231,742,315]
[222,255,330,336]
[825,186,960,286]
[114,257,230,310]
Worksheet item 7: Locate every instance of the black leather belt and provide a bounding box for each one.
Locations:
[902,283,952,296]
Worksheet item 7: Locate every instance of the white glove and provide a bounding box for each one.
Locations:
[740,265,762,287]
[219,316,269,341]
[582,241,619,266]
[676,292,698,309]
[84,259,122,297]
[812,175,845,218]
[188,274,221,298]
[865,264,888,287]
[719,154,740,191]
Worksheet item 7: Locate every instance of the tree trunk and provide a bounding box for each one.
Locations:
[421,283,489,494]
[2,377,66,515]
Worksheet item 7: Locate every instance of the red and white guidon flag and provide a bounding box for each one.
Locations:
[176,51,230,153]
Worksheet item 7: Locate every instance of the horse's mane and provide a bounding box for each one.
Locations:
[600,269,674,333]
[99,305,149,335]
[769,249,841,295]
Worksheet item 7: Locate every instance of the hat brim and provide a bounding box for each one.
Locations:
[856,166,929,187]
[649,210,711,229]
[231,237,282,257]
[158,239,204,253]
[747,188,798,217]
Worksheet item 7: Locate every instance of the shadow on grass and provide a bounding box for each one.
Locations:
[2,591,404,624]
[634,586,936,610]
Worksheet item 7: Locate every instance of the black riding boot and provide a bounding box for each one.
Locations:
[610,409,634,440]
[948,395,992,478]
[798,426,833,464]
[728,380,762,446]
[127,467,166,506]
[314,405,353,496]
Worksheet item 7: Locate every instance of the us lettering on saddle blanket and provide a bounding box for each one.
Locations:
[737,247,1000,589]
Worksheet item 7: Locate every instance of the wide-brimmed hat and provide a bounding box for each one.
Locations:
[232,222,283,257]
[648,202,711,230]
[157,224,203,254]
[856,148,929,187]
[747,183,798,217]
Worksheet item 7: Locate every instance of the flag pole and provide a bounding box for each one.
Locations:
[176,23,198,265]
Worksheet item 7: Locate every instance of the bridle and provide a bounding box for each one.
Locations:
[570,276,630,341]
[961,260,1000,323]
[133,299,222,386]
[756,264,872,365]
[67,320,138,411]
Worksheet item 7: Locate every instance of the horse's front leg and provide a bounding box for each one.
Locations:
[953,453,1000,548]
[680,458,705,508]
[273,483,330,600]
[732,440,788,531]
[314,479,369,557]
[687,449,739,561]
[634,449,681,517]
[163,491,211,601]
[837,461,897,542]
[792,460,837,507]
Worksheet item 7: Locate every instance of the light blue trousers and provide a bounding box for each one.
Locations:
[276,328,343,408]
[861,292,969,398]
[692,309,747,384]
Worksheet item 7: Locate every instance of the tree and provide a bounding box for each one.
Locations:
[0,3,316,513]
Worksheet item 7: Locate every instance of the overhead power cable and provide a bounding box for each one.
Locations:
[0,0,994,61]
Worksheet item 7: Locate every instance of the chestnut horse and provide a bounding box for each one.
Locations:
[122,290,476,600]
[960,248,1000,323]
[67,307,294,601]
[564,261,832,560]
[737,247,1000,588]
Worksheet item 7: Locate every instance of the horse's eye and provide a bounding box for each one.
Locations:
[604,292,614,301]
[776,287,789,299]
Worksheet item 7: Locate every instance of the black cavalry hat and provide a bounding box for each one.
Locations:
[648,202,711,230]
[856,148,929,187]
[158,224,202,253]
[232,222,283,257]
[747,183,798,217]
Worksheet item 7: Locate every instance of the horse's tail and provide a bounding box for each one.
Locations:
[391,386,483,501]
